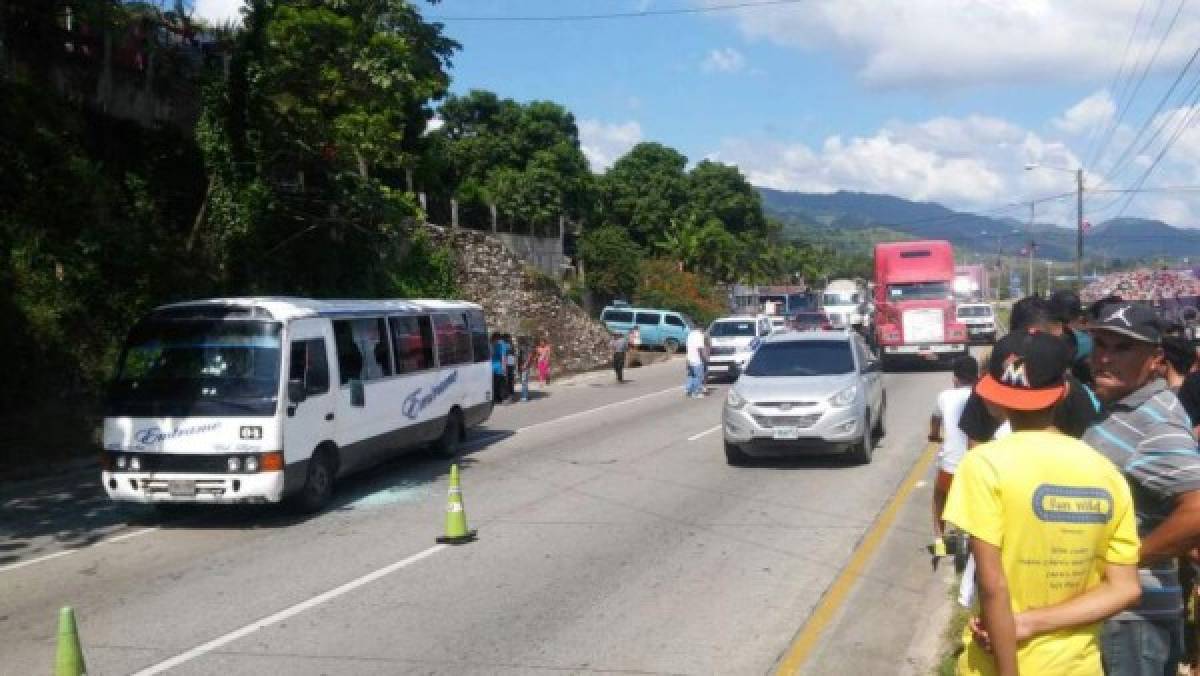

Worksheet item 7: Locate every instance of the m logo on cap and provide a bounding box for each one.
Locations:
[1105,305,1133,327]
[1000,355,1030,387]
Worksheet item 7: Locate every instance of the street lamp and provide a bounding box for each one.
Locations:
[1024,162,1085,291]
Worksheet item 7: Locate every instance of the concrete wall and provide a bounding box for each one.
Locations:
[493,232,567,279]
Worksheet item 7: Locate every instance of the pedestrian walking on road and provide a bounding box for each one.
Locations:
[491,332,508,405]
[610,332,628,383]
[1082,302,1200,676]
[535,337,552,388]
[685,327,707,398]
[515,336,532,402]
[945,329,1141,676]
[929,355,978,555]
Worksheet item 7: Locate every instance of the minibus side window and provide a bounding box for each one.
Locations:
[467,309,490,363]
[289,339,329,395]
[333,318,391,384]
[433,313,471,367]
[389,315,435,374]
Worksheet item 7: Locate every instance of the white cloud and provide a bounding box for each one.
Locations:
[711,0,1200,90]
[579,120,643,171]
[190,0,244,24]
[701,47,747,74]
[714,99,1200,228]
[1054,91,1116,136]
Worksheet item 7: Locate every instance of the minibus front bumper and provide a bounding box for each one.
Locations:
[102,470,285,504]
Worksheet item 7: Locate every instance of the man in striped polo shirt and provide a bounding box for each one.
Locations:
[1084,302,1200,676]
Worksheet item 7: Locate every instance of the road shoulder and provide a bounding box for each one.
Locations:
[796,455,960,675]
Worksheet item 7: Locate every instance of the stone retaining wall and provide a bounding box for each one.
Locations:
[425,225,611,376]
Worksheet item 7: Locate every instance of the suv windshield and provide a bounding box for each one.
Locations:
[744,340,854,377]
[957,305,993,318]
[887,282,951,301]
[107,320,283,417]
[709,321,756,337]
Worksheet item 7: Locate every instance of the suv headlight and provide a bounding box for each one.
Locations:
[830,385,858,408]
[727,389,747,410]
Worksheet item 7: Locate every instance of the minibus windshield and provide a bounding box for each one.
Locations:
[107,320,283,417]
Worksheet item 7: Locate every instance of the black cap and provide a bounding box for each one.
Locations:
[1049,290,1083,323]
[1089,302,1162,344]
[975,329,1070,411]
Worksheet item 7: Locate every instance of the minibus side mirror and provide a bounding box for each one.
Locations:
[287,379,307,404]
[350,379,365,407]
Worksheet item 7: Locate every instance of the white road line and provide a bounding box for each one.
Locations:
[0,527,159,574]
[514,385,681,435]
[687,425,722,442]
[132,544,447,676]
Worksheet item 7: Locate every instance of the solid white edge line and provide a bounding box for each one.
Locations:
[687,425,722,442]
[0,527,160,574]
[132,544,448,676]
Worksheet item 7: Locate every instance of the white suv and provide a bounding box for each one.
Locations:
[957,303,997,344]
[706,315,773,381]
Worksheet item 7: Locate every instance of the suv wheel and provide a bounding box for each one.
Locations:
[847,414,874,465]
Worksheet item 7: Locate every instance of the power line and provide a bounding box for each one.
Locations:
[1086,0,1176,169]
[426,0,808,22]
[1080,0,1152,165]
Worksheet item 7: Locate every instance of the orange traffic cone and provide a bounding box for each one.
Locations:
[436,464,477,544]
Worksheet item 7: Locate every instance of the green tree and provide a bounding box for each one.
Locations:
[579,225,642,303]
[685,160,766,236]
[597,142,690,248]
[431,90,594,233]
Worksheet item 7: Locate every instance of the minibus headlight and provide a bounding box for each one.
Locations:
[129,455,142,471]
[227,456,242,472]
[244,455,259,472]
[115,455,129,470]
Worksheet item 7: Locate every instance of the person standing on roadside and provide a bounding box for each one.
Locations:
[1083,302,1200,676]
[490,332,508,405]
[535,337,552,389]
[1051,289,1095,386]
[685,326,707,398]
[503,333,517,401]
[627,326,641,366]
[610,331,628,383]
[944,329,1141,676]
[929,355,978,554]
[958,295,1103,447]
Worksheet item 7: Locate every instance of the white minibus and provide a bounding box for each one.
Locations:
[101,297,493,511]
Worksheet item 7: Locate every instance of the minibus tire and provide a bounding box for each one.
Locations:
[432,409,463,458]
[296,449,336,513]
[664,338,681,354]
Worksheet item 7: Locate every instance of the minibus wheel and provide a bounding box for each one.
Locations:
[296,448,336,512]
[432,409,464,458]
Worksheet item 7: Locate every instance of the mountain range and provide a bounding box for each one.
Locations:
[758,188,1200,262]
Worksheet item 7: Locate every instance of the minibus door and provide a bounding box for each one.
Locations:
[283,321,335,475]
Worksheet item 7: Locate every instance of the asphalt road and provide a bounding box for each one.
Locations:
[1,356,958,675]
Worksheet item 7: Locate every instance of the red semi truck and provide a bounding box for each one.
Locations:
[873,240,969,368]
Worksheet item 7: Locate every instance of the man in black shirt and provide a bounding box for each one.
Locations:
[958,295,1104,445]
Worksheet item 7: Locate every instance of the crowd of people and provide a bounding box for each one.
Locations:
[930,289,1200,675]
[1084,268,1200,304]
[490,333,553,404]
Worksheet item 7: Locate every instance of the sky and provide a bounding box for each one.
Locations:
[191,0,1200,231]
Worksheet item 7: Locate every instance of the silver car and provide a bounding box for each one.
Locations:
[722,331,885,465]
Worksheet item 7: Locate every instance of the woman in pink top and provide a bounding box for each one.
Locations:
[535,338,552,386]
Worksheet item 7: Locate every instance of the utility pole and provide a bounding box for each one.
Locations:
[1076,168,1084,290]
[1028,202,1036,296]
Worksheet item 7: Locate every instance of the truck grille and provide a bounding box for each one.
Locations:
[710,346,736,356]
[902,309,945,343]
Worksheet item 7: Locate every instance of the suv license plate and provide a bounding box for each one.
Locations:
[773,427,800,440]
[167,480,196,497]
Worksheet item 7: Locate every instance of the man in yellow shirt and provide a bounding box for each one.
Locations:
[944,329,1142,675]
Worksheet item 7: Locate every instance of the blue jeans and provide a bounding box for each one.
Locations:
[1101,618,1183,676]
[685,361,703,395]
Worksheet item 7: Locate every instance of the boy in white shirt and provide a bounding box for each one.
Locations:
[930,355,979,553]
